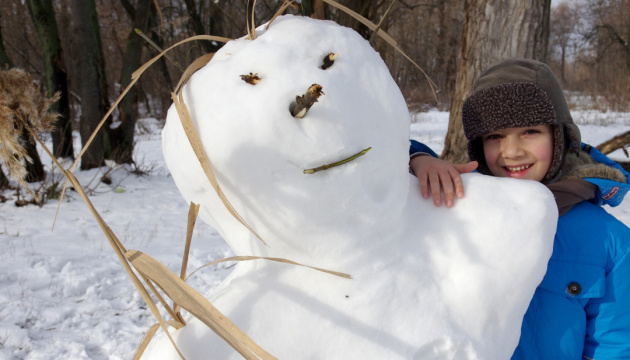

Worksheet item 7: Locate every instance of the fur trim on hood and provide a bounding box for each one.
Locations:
[559,150,627,183]
[549,150,628,216]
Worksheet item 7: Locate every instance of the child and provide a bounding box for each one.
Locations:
[410,58,630,359]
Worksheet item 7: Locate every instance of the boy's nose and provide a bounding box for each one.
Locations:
[501,136,524,158]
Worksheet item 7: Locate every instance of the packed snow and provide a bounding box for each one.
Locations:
[1,15,630,360]
[153,16,555,359]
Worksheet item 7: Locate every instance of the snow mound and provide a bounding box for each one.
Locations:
[152,15,557,359]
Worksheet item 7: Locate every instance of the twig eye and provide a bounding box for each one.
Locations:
[240,73,261,85]
[320,53,339,70]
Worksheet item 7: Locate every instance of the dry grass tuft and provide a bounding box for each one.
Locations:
[0,68,59,189]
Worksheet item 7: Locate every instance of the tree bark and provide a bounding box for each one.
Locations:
[27,0,74,159]
[441,0,551,163]
[0,164,8,189]
[312,0,326,20]
[0,15,13,69]
[301,0,325,19]
[71,0,110,170]
[109,0,151,164]
[148,4,173,118]
[22,126,46,182]
[183,0,222,53]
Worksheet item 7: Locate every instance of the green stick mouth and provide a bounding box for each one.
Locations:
[304,147,372,174]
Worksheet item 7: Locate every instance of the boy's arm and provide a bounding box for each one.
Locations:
[409,140,477,208]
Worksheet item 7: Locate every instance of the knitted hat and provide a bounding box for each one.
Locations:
[462,58,581,183]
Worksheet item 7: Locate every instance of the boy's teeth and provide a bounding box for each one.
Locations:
[506,165,530,171]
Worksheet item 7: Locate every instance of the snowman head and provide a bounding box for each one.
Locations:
[163,16,411,256]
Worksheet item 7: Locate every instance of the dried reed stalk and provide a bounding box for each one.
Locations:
[152,0,163,27]
[39,14,344,360]
[171,90,268,247]
[133,323,160,360]
[40,4,432,358]
[246,0,258,40]
[266,0,294,30]
[186,255,352,281]
[127,250,278,360]
[369,0,396,44]
[29,130,188,359]
[54,34,232,229]
[173,202,200,319]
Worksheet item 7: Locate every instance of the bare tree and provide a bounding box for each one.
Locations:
[26,0,74,159]
[550,2,578,85]
[0,14,12,70]
[110,0,152,165]
[183,0,223,53]
[582,0,630,110]
[71,0,110,170]
[441,0,551,164]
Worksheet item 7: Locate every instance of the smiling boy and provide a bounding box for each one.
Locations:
[410,59,630,359]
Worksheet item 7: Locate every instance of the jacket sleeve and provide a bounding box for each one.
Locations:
[583,222,630,359]
[409,140,438,158]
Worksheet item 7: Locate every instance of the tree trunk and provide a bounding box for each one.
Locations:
[441,0,551,163]
[71,0,110,170]
[183,0,222,53]
[110,0,151,164]
[533,0,550,63]
[22,126,46,182]
[0,15,13,69]
[313,0,326,20]
[301,0,325,19]
[0,165,8,189]
[148,4,173,118]
[27,0,74,159]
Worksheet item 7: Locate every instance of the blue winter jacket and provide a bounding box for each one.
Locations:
[410,140,630,359]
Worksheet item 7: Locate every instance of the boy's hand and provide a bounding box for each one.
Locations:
[410,155,478,207]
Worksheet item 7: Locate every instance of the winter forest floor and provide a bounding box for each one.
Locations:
[1,109,630,360]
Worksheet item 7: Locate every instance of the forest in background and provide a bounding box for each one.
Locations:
[0,0,628,173]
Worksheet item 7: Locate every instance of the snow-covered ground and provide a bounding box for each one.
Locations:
[1,109,629,360]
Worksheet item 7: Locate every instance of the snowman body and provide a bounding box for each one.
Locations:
[150,16,556,360]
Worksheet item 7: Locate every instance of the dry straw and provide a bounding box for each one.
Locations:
[32,1,438,359]
[0,68,59,195]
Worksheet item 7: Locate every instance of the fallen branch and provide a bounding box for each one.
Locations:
[596,130,630,157]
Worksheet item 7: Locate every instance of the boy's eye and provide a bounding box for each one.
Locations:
[524,129,540,135]
[484,134,501,140]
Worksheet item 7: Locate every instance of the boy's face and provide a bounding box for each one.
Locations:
[482,124,554,182]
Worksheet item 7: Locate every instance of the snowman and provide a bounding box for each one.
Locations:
[147,15,557,360]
